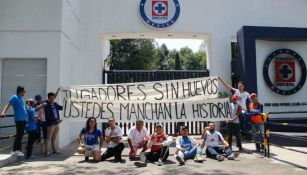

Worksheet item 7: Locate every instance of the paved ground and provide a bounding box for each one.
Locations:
[0,141,306,175]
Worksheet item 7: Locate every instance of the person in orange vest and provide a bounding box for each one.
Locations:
[134,124,173,167]
[249,93,264,152]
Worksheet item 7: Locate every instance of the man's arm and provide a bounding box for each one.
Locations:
[175,137,182,150]
[54,87,61,99]
[218,76,233,92]
[201,134,206,148]
[219,134,229,148]
[1,104,11,118]
[162,135,173,147]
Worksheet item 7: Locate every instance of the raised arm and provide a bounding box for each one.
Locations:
[218,76,233,92]
[54,87,61,99]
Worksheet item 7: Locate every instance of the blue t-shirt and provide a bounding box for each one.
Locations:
[9,95,27,121]
[26,107,37,131]
[181,136,193,151]
[81,128,102,146]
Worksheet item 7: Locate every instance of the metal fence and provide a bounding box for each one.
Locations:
[102,69,210,136]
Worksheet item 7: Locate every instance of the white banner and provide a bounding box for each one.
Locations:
[60,76,231,122]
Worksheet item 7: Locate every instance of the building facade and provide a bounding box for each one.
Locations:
[0,0,306,147]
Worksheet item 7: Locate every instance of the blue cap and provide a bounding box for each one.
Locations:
[35,95,42,101]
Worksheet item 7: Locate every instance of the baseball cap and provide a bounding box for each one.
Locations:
[35,95,42,101]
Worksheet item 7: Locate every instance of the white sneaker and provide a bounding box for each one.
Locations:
[16,151,24,157]
[158,159,163,166]
[11,151,18,156]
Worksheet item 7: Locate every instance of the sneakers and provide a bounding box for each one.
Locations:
[12,151,24,157]
[216,155,225,161]
[227,153,235,160]
[157,159,163,166]
[134,161,147,167]
[194,154,204,163]
[175,155,185,165]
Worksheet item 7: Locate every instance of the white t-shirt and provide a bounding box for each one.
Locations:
[128,126,149,147]
[105,126,123,148]
[204,130,223,147]
[231,88,250,110]
[229,103,241,124]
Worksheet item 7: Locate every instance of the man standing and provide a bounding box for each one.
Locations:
[174,126,204,165]
[202,122,239,161]
[134,124,173,167]
[1,86,27,157]
[44,92,63,156]
[227,95,243,151]
[218,77,251,137]
[127,119,149,159]
[101,117,125,163]
[249,93,264,152]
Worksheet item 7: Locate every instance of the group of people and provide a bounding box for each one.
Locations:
[1,76,264,165]
[219,77,265,152]
[77,117,240,166]
[1,86,63,159]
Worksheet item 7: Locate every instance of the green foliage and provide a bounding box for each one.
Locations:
[109,39,207,70]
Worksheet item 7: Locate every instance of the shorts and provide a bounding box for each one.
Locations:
[84,144,100,157]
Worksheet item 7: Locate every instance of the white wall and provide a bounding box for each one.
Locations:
[98,0,307,87]
[256,40,307,119]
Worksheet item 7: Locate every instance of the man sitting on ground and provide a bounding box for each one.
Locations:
[134,124,173,167]
[127,119,149,159]
[202,122,239,161]
[174,126,204,165]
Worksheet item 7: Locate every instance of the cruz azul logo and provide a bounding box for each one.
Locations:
[140,0,180,29]
[263,49,306,95]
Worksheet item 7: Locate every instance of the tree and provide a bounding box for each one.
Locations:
[108,39,157,70]
[155,44,170,70]
[174,51,181,70]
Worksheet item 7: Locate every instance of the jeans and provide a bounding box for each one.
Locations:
[227,123,242,149]
[251,123,264,150]
[177,145,202,159]
[13,121,26,152]
[206,146,233,159]
[26,129,38,158]
[141,146,169,162]
[101,142,125,161]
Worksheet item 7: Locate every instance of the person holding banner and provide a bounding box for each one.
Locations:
[202,122,239,161]
[174,126,204,165]
[249,93,264,152]
[227,95,243,151]
[77,117,103,162]
[101,117,125,163]
[127,119,149,159]
[218,77,251,145]
[1,86,27,157]
[44,91,63,156]
[134,124,173,167]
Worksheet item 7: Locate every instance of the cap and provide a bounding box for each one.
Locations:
[232,95,239,101]
[156,123,164,128]
[250,93,257,99]
[35,95,42,101]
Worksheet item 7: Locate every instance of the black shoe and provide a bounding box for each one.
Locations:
[175,155,185,165]
[134,161,147,167]
[85,156,89,161]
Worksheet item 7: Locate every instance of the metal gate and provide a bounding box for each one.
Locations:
[102,69,210,136]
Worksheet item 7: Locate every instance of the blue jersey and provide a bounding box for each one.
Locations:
[81,128,102,146]
[181,136,193,151]
[9,95,27,121]
[26,107,37,131]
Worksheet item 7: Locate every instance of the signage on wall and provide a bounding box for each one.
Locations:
[263,49,306,95]
[139,0,180,29]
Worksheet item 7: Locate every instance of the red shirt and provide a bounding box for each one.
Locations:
[150,133,167,152]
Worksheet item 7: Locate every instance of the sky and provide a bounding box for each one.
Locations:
[155,39,203,52]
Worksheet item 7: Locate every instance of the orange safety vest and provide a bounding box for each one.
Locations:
[249,103,263,124]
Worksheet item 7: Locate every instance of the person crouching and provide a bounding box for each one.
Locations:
[134,124,173,167]
[174,126,204,165]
